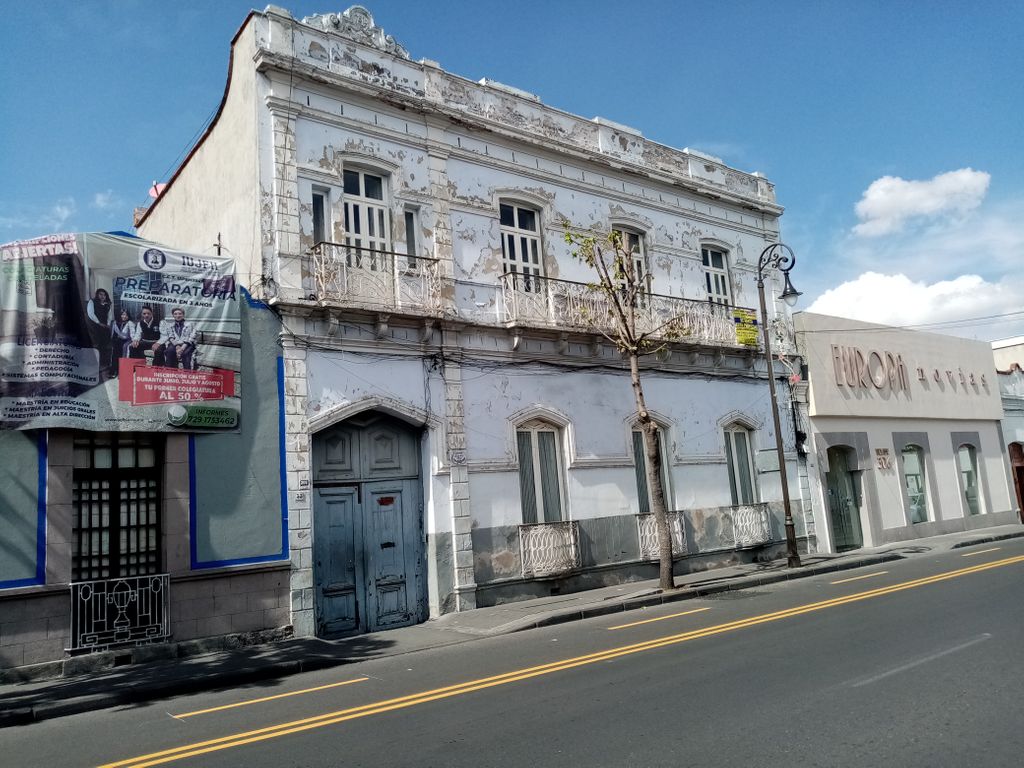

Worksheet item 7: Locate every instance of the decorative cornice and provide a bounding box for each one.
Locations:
[301,6,410,60]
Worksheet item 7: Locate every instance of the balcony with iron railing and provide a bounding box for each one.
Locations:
[310,241,447,316]
[499,272,757,349]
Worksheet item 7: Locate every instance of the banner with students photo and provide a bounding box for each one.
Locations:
[0,232,241,432]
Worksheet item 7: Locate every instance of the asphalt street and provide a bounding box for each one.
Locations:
[4,538,1023,768]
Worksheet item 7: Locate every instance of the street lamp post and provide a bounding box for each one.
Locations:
[756,243,802,568]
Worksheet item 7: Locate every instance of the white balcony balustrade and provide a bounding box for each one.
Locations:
[500,273,753,348]
[311,242,446,315]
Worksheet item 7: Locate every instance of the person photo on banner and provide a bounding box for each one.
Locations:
[130,305,166,366]
[109,308,137,377]
[86,287,113,378]
[161,306,198,369]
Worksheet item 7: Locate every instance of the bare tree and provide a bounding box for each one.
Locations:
[563,225,689,590]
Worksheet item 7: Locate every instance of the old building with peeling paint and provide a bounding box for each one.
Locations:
[136,5,809,640]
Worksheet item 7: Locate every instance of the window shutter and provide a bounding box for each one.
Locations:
[734,429,754,504]
[517,431,538,524]
[633,430,651,515]
[537,431,563,522]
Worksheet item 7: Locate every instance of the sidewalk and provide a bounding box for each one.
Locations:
[3,524,1022,727]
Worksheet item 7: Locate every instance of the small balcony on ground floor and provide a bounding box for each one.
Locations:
[310,241,447,317]
[499,272,757,349]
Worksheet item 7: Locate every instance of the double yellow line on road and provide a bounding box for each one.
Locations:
[102,553,1024,768]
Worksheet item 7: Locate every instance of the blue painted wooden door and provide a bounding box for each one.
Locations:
[313,414,424,636]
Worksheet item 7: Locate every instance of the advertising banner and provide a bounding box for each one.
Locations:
[0,232,241,431]
[733,307,759,348]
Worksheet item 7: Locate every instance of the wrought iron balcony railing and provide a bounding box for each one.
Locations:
[519,520,581,578]
[69,573,170,652]
[499,272,753,347]
[731,502,774,547]
[636,510,686,560]
[310,241,446,315]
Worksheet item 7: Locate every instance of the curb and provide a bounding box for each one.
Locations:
[518,552,905,632]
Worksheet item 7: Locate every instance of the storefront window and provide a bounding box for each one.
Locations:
[957,444,984,516]
[901,444,928,524]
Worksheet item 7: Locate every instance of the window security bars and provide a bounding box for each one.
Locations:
[636,511,686,560]
[311,242,445,314]
[499,273,750,348]
[72,434,162,582]
[69,573,170,652]
[519,521,581,578]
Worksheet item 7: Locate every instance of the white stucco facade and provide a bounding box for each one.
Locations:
[139,5,807,637]
[796,312,1018,554]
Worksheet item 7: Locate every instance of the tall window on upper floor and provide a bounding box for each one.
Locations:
[957,444,985,516]
[632,427,670,515]
[500,202,543,292]
[901,444,929,523]
[516,419,565,524]
[724,424,757,505]
[312,187,330,245]
[343,169,391,266]
[613,228,649,298]
[702,246,732,305]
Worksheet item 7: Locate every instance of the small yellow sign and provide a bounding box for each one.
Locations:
[733,309,759,347]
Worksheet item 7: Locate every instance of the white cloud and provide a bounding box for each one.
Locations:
[40,198,77,230]
[805,271,1024,339]
[92,189,122,210]
[852,169,990,237]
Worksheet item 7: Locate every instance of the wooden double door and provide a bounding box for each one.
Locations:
[313,413,425,637]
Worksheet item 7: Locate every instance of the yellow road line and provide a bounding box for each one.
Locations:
[171,677,369,719]
[101,553,1024,768]
[961,547,1001,557]
[830,570,888,585]
[607,607,711,630]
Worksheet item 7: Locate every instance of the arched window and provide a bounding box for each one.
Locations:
[901,444,929,523]
[957,444,984,516]
[500,202,544,292]
[516,419,565,523]
[724,424,757,505]
[701,245,732,305]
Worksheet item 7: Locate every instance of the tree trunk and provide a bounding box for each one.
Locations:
[629,351,674,590]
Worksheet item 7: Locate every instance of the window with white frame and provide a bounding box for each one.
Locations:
[702,246,732,305]
[632,426,670,515]
[957,444,984,516]
[516,419,565,524]
[612,228,649,298]
[402,206,420,273]
[500,202,543,292]
[724,424,757,505]
[901,444,929,523]
[343,168,390,268]
[311,187,330,245]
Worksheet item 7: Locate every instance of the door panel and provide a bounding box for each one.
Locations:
[826,448,863,552]
[315,426,359,483]
[364,482,416,630]
[314,486,362,635]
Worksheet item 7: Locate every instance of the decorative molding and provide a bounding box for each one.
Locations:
[301,6,410,60]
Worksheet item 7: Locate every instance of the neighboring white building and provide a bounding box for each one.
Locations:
[992,336,1024,372]
[993,338,1024,516]
[138,5,807,639]
[795,312,1017,553]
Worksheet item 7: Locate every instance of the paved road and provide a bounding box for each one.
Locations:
[5,539,1024,767]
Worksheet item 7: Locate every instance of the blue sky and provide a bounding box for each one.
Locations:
[2,1,1022,339]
